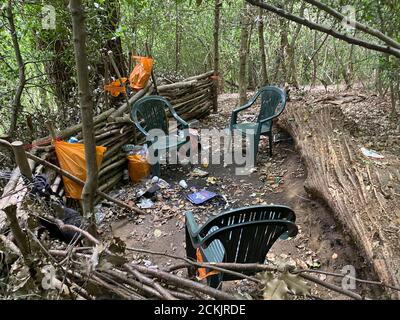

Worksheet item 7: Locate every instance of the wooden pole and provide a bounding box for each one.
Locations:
[11,141,32,180]
[108,50,137,144]
[145,42,158,95]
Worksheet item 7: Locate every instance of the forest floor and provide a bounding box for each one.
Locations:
[94,87,397,299]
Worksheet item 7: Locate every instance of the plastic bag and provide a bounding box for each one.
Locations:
[104,77,128,97]
[127,154,151,183]
[55,141,107,199]
[129,56,154,90]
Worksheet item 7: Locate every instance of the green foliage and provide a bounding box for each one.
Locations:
[258,271,311,300]
[0,0,399,137]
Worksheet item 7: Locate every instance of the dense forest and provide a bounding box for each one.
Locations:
[0,0,399,301]
[1,0,399,139]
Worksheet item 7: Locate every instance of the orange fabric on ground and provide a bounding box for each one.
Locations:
[55,141,107,199]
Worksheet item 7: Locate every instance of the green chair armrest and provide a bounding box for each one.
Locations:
[230,91,262,127]
[185,211,201,240]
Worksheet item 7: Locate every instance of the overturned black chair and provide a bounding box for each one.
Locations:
[185,205,298,288]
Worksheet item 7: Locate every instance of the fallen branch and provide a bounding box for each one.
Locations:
[125,264,239,300]
[24,152,144,214]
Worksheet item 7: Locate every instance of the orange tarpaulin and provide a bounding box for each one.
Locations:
[129,56,153,90]
[54,141,107,199]
[127,154,151,183]
[196,248,220,280]
[104,77,128,97]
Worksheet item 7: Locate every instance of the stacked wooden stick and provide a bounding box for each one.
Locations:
[30,71,216,203]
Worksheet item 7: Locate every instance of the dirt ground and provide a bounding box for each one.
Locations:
[93,92,386,299]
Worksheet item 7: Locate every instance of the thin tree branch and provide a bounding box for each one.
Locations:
[245,0,400,58]
[302,0,400,50]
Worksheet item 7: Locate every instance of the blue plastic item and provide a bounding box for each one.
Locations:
[187,190,218,205]
[68,137,79,143]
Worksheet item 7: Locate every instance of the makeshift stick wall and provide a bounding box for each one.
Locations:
[31,71,216,202]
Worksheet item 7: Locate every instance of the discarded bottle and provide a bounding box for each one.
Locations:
[179,180,188,189]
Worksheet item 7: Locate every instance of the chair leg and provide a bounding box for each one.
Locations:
[252,135,260,165]
[269,132,273,157]
[185,227,197,278]
[227,128,233,153]
[208,274,222,289]
[151,148,161,177]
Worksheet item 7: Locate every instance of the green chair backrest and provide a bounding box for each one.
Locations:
[257,86,287,123]
[198,205,297,266]
[131,96,170,134]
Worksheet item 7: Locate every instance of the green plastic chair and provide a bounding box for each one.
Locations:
[131,96,189,176]
[230,86,287,161]
[185,205,298,288]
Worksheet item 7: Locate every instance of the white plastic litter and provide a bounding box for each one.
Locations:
[179,180,188,189]
[360,147,384,159]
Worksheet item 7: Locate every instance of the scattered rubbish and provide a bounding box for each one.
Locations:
[152,176,159,183]
[156,178,169,189]
[141,184,160,198]
[206,176,217,184]
[127,153,150,183]
[187,189,219,205]
[123,144,144,154]
[191,168,209,177]
[360,147,384,159]
[137,198,154,209]
[319,274,327,281]
[95,208,105,224]
[331,253,338,260]
[154,229,162,238]
[67,137,79,143]
[179,180,188,189]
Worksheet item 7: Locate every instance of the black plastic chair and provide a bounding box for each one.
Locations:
[185,205,298,288]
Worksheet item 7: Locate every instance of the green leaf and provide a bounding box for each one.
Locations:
[279,272,311,297]
[263,278,289,300]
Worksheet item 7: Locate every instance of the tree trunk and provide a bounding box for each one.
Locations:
[69,0,98,233]
[311,13,320,87]
[175,0,181,74]
[239,1,250,105]
[274,3,289,85]
[279,100,400,299]
[212,0,221,112]
[287,4,305,88]
[6,0,26,138]
[257,7,268,86]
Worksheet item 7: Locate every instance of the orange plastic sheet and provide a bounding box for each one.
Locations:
[54,141,107,199]
[129,56,154,90]
[127,154,151,183]
[196,248,220,280]
[104,77,128,97]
